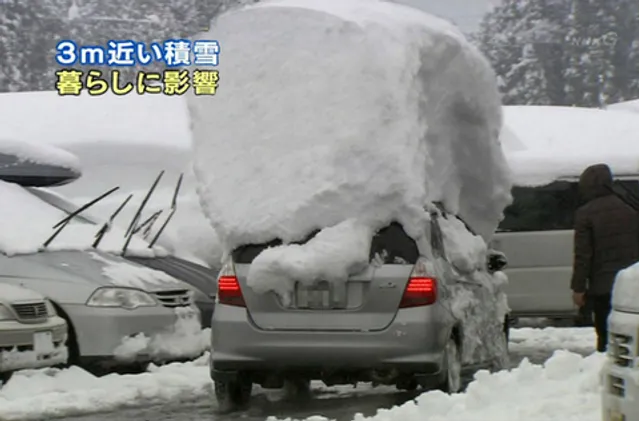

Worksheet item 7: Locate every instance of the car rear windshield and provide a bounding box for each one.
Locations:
[369,222,419,264]
[232,223,419,265]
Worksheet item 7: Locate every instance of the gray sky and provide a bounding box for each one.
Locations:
[393,0,502,33]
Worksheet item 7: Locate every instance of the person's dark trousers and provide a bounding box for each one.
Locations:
[590,293,612,352]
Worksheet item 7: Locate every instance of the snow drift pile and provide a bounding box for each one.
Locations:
[611,261,639,313]
[188,0,512,295]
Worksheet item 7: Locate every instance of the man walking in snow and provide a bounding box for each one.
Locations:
[571,163,639,352]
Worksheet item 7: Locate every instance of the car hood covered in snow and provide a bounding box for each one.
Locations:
[188,0,512,295]
[0,282,46,304]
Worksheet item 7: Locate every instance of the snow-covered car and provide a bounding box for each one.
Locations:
[189,0,514,412]
[0,141,208,374]
[601,262,639,421]
[213,209,510,410]
[0,283,68,387]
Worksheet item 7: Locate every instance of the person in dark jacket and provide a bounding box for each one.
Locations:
[571,164,639,352]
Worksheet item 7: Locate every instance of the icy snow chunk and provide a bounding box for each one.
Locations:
[189,0,513,277]
[247,219,374,305]
[612,261,639,313]
[114,308,209,362]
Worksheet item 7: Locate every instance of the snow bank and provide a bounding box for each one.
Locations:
[509,327,596,355]
[0,180,160,257]
[607,98,639,114]
[611,261,639,313]
[0,138,81,173]
[189,0,512,295]
[0,354,211,420]
[113,308,210,362]
[274,351,606,421]
[502,106,639,186]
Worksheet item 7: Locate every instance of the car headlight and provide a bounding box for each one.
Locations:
[86,287,157,310]
[0,304,15,321]
[44,299,57,317]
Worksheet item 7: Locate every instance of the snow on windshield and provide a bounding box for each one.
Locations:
[188,0,513,296]
[0,137,81,173]
[0,180,160,257]
[501,105,639,186]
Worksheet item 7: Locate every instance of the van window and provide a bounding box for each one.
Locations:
[232,230,320,264]
[498,181,580,232]
[369,222,419,264]
[615,180,639,206]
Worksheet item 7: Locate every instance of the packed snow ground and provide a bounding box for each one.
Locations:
[0,327,598,420]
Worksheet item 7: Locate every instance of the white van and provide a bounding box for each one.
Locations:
[491,174,639,323]
[601,261,639,421]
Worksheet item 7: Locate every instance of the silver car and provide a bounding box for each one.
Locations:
[0,283,68,387]
[0,250,204,374]
[210,209,510,411]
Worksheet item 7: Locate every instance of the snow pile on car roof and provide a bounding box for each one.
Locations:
[0,138,81,173]
[188,0,512,293]
[501,106,639,186]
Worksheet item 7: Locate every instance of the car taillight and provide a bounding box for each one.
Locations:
[217,262,245,307]
[399,277,437,307]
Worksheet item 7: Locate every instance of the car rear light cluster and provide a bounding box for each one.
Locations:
[217,261,246,307]
[400,258,437,308]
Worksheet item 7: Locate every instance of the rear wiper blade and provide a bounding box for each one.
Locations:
[92,193,133,249]
[43,186,120,248]
[122,171,164,256]
[149,173,183,248]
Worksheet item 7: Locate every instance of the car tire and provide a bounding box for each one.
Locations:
[439,337,462,394]
[0,371,12,388]
[214,378,252,413]
[283,378,311,400]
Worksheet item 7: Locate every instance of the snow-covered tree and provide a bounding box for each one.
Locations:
[474,0,639,107]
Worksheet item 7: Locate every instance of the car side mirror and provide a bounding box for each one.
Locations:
[488,251,507,272]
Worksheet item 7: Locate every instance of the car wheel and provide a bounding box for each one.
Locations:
[214,378,252,413]
[0,371,13,388]
[283,378,311,400]
[440,338,462,394]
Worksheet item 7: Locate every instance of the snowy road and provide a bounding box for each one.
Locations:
[0,326,597,421]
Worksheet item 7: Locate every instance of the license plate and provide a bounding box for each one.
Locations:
[33,331,54,354]
[296,282,331,309]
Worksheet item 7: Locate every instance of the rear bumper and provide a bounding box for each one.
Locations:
[211,304,449,379]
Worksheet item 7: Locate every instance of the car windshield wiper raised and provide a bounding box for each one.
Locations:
[92,193,133,249]
[42,186,120,248]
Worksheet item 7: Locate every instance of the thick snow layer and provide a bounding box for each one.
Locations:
[611,261,639,313]
[188,0,513,285]
[276,351,606,421]
[0,138,81,172]
[0,92,190,149]
[501,106,639,186]
[608,98,639,114]
[510,327,596,355]
[247,219,374,304]
[0,327,601,420]
[0,180,159,257]
[113,308,209,362]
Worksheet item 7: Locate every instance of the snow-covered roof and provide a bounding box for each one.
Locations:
[501,105,639,186]
[0,91,191,149]
[607,98,639,114]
